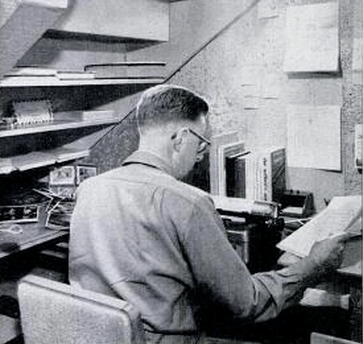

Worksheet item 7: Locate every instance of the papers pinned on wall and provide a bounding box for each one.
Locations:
[352,38,363,85]
[287,105,341,171]
[283,2,339,73]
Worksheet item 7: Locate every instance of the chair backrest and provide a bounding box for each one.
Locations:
[18,274,147,344]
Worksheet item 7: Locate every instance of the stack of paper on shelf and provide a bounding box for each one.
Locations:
[56,71,95,80]
[11,151,56,171]
[55,110,117,122]
[2,67,95,82]
[0,158,15,174]
[4,67,57,77]
[277,195,362,258]
[84,62,167,79]
[49,147,90,163]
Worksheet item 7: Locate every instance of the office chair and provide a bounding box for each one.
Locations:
[17,274,147,344]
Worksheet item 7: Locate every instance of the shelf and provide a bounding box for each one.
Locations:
[0,127,111,174]
[0,76,164,88]
[0,117,120,138]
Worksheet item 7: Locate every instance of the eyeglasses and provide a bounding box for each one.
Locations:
[188,128,211,153]
[171,128,211,153]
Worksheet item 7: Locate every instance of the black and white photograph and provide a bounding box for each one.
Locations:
[0,1,361,344]
[0,205,39,224]
[76,165,97,185]
[49,166,76,186]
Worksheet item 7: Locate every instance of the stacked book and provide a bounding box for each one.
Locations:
[84,61,167,79]
[3,67,95,81]
[225,146,286,203]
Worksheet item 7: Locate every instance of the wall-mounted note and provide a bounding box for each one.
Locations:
[284,2,339,73]
[355,124,362,170]
[352,38,363,85]
[287,105,341,171]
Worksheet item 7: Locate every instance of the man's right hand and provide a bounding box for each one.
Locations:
[307,233,351,273]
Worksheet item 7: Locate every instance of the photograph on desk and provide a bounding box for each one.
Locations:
[0,204,39,224]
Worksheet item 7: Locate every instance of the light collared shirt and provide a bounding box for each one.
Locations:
[69,150,319,343]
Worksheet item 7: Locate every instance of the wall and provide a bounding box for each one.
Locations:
[87,0,361,211]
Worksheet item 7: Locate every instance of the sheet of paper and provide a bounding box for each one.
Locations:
[277,195,362,257]
[352,38,363,85]
[258,0,279,19]
[284,2,339,72]
[287,105,341,170]
[355,124,362,169]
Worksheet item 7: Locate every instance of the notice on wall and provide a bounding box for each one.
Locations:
[352,38,363,85]
[258,0,279,19]
[284,2,339,73]
[287,105,341,171]
[355,124,362,170]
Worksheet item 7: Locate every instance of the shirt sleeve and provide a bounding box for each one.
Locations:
[178,195,321,323]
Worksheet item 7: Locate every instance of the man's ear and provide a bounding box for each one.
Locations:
[172,128,187,152]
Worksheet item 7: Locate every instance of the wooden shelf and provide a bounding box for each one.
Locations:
[0,117,120,138]
[0,76,164,88]
[0,127,111,174]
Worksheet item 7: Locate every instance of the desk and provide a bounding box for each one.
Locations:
[0,222,68,261]
[278,239,362,343]
[0,221,68,343]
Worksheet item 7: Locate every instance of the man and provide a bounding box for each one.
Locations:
[69,85,348,344]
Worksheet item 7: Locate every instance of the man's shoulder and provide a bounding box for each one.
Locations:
[77,167,124,190]
[163,178,213,209]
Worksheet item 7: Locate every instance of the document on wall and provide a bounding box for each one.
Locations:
[287,105,341,171]
[277,195,362,258]
[283,2,339,73]
[355,124,362,169]
[258,0,279,19]
[352,38,363,85]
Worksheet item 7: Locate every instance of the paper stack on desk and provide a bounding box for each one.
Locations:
[277,195,362,258]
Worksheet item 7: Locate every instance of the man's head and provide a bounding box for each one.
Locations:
[136,85,210,179]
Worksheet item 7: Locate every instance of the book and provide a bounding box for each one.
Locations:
[4,67,57,77]
[56,71,95,80]
[0,158,15,174]
[12,99,53,126]
[259,147,286,202]
[209,131,242,195]
[84,62,167,79]
[225,147,286,202]
[277,195,362,258]
[217,141,245,196]
[49,147,90,163]
[225,153,252,198]
[211,195,280,219]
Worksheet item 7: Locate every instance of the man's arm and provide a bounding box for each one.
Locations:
[176,196,348,323]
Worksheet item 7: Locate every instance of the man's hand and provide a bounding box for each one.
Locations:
[307,233,351,272]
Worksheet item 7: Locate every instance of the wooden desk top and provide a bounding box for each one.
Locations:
[0,221,68,260]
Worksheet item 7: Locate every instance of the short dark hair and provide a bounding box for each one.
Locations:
[136,85,209,132]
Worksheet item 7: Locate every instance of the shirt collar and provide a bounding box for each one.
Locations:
[122,150,173,175]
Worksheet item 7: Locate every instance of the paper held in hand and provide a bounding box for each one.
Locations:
[277,195,362,257]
